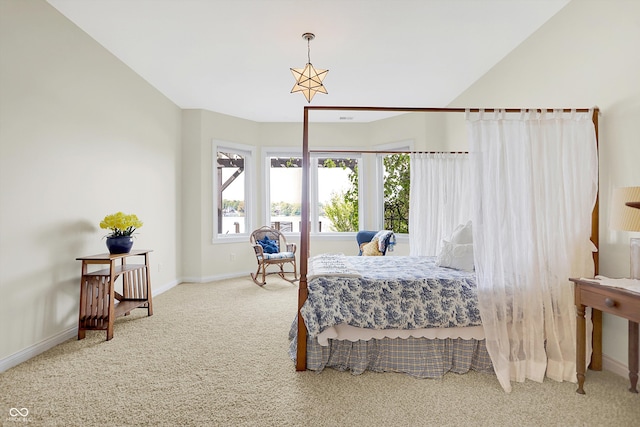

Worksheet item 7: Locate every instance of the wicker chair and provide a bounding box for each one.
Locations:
[249,226,298,285]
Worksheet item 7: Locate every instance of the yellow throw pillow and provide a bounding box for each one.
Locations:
[361,238,382,256]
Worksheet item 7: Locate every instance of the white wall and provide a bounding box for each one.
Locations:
[181,109,261,282]
[0,1,181,365]
[450,0,640,369]
[181,112,437,282]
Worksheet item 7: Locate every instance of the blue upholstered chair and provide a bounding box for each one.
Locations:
[250,226,298,285]
[356,230,395,255]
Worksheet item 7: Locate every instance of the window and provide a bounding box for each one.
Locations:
[268,155,302,233]
[380,153,410,233]
[316,155,359,233]
[214,141,255,240]
[265,152,361,234]
[376,142,412,234]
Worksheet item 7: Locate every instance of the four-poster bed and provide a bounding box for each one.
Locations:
[293,106,600,389]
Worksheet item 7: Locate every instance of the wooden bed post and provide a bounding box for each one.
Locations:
[589,107,603,371]
[296,107,310,371]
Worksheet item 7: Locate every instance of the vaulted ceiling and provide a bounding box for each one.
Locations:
[47,0,570,122]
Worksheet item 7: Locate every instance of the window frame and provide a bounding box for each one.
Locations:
[263,149,303,235]
[263,148,363,237]
[311,150,362,235]
[375,140,413,235]
[212,139,256,243]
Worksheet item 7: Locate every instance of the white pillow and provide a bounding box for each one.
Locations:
[450,220,473,244]
[436,240,474,271]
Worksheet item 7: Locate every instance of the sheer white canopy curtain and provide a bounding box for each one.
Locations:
[409,153,471,256]
[466,109,598,392]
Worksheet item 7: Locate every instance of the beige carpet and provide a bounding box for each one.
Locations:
[2,276,639,426]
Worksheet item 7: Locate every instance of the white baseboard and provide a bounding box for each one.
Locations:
[0,280,179,373]
[602,354,629,378]
[181,271,252,283]
[153,278,180,295]
[0,327,77,373]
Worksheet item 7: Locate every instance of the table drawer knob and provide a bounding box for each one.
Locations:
[604,297,616,307]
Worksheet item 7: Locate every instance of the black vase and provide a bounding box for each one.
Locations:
[106,236,134,254]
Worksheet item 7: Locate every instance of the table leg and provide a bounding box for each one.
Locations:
[576,304,586,394]
[144,252,153,316]
[78,261,87,340]
[629,320,639,393]
[590,309,602,370]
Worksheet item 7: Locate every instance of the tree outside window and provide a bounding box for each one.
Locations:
[382,153,410,233]
[268,155,359,233]
[323,152,409,233]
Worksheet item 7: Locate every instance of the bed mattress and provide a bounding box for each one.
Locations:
[300,255,482,339]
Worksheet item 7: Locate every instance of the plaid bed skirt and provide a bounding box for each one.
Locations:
[292,336,494,378]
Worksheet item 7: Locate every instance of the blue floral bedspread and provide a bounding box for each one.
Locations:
[300,256,481,338]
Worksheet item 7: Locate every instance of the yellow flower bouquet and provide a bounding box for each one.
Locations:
[100,212,143,238]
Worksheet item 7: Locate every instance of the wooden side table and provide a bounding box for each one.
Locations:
[571,277,640,394]
[76,250,153,340]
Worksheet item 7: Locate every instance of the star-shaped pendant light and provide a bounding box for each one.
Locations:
[291,33,328,103]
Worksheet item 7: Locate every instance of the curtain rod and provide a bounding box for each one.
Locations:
[308,150,468,154]
[304,106,598,114]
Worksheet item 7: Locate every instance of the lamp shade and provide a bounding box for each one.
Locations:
[290,32,328,103]
[611,186,640,231]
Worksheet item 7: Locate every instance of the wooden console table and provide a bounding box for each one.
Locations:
[571,277,640,394]
[76,250,153,340]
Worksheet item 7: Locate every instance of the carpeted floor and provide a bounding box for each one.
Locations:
[2,276,640,426]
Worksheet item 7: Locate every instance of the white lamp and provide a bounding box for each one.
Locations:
[611,186,640,279]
